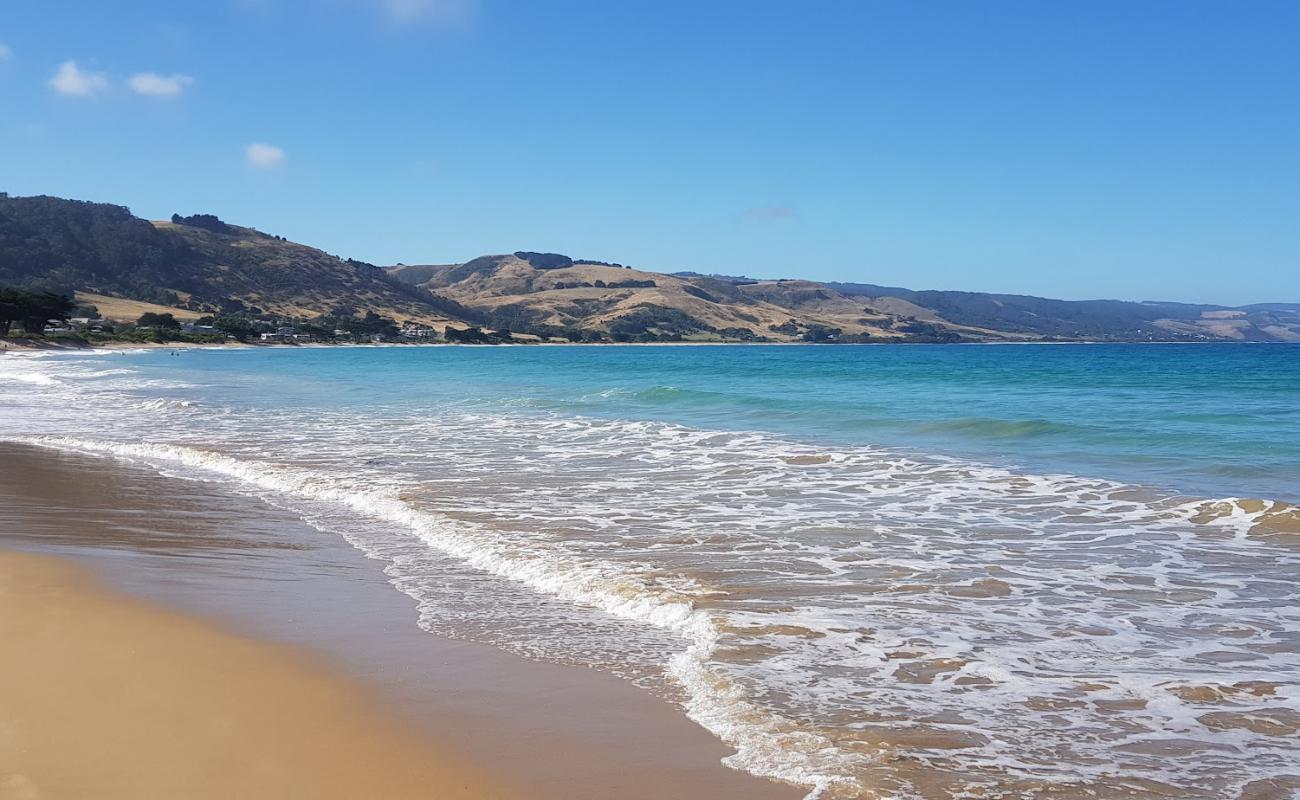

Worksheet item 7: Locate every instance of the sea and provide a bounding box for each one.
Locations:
[2,342,1298,799]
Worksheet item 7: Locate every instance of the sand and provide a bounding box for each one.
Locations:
[0,549,516,800]
[0,443,802,800]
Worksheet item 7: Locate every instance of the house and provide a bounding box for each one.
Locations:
[259,332,286,342]
[181,323,218,335]
[68,317,111,333]
[400,324,436,339]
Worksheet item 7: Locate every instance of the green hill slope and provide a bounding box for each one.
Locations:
[0,194,472,326]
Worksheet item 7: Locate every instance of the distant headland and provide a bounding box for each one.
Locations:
[3,192,1297,346]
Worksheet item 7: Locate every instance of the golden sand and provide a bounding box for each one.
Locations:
[0,550,516,800]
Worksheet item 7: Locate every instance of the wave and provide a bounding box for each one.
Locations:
[13,435,852,798]
[134,398,199,411]
[6,348,1299,797]
[586,384,742,406]
[916,417,1081,439]
[16,430,1299,799]
[583,384,816,413]
[0,356,198,395]
[4,370,61,386]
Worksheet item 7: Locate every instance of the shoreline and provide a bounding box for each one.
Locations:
[0,442,802,800]
[4,345,1299,798]
[4,336,1290,354]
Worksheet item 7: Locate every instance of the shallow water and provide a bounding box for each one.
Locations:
[2,343,1298,798]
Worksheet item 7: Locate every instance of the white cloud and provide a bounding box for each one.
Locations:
[48,60,109,96]
[129,72,194,97]
[0,43,13,61]
[245,142,285,170]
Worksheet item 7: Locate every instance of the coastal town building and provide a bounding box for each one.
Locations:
[399,324,437,339]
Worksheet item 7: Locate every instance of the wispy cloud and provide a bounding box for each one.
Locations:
[0,43,13,61]
[369,0,477,27]
[48,60,109,96]
[743,206,798,223]
[129,72,194,97]
[234,1,477,29]
[245,142,286,170]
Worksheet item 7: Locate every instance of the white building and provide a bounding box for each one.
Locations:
[400,324,437,339]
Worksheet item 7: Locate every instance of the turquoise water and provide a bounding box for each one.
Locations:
[3,343,1299,799]
[90,342,1300,500]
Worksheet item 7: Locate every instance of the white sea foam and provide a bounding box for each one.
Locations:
[4,351,1299,799]
[16,434,849,795]
[7,371,60,385]
[0,355,62,385]
[135,397,197,410]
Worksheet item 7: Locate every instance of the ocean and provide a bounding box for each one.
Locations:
[2,342,1298,799]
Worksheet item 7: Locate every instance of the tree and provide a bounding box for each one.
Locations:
[445,326,490,343]
[1,290,76,334]
[169,213,231,234]
[801,324,841,343]
[137,312,181,329]
[211,314,257,341]
[0,287,27,335]
[342,310,399,338]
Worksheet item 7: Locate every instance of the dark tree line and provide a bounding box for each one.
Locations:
[0,287,76,335]
[513,251,573,270]
[137,312,181,329]
[170,213,232,234]
[0,194,187,305]
[607,304,712,342]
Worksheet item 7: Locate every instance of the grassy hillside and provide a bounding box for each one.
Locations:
[827,282,1300,342]
[387,253,995,342]
[5,193,1296,343]
[73,292,204,323]
[0,194,472,327]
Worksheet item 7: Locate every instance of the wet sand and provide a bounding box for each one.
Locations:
[0,443,801,800]
[0,550,515,800]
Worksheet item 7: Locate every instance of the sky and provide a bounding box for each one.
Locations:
[2,1,1298,305]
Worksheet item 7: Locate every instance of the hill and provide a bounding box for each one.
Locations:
[3,192,1297,342]
[0,194,471,326]
[389,255,1300,342]
[825,282,1300,342]
[386,253,1036,342]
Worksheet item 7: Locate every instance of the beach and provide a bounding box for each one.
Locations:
[6,0,1300,795]
[0,442,800,800]
[2,343,1298,798]
[0,549,514,800]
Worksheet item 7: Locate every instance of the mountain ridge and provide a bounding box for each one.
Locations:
[3,193,1297,343]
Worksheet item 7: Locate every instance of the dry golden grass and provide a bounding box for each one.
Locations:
[75,292,204,323]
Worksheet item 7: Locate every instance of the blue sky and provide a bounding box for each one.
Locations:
[2,1,1297,304]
